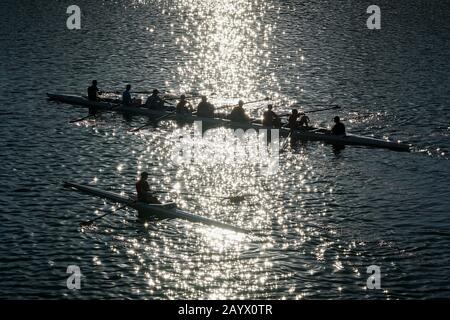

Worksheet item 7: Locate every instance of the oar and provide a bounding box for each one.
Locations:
[280,131,292,152]
[164,92,217,100]
[201,193,253,202]
[302,104,339,108]
[102,89,171,95]
[215,97,271,111]
[80,203,129,227]
[69,103,122,123]
[128,109,177,132]
[70,113,97,123]
[81,96,120,103]
[295,105,340,113]
[154,190,256,202]
[159,99,174,106]
[181,192,251,202]
[278,105,341,118]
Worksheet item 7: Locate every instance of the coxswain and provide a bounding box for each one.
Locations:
[331,116,346,135]
[229,100,250,123]
[176,94,193,114]
[262,104,281,127]
[145,89,165,109]
[196,96,215,118]
[87,80,102,101]
[135,172,161,204]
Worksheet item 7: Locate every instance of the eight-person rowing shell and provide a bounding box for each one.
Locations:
[87,84,345,137]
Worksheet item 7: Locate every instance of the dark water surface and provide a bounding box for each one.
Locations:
[1,0,449,299]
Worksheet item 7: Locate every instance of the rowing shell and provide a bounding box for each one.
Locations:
[64,182,249,233]
[48,93,411,151]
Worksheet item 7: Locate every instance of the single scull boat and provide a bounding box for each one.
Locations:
[64,181,249,233]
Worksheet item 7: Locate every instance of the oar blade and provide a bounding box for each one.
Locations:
[128,125,147,133]
[128,120,158,132]
[69,115,94,123]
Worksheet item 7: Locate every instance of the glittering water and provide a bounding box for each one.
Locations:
[1,0,450,299]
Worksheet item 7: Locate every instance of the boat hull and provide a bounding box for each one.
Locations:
[291,128,410,151]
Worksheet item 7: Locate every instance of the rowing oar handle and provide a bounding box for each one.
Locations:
[275,105,341,118]
[216,97,270,111]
